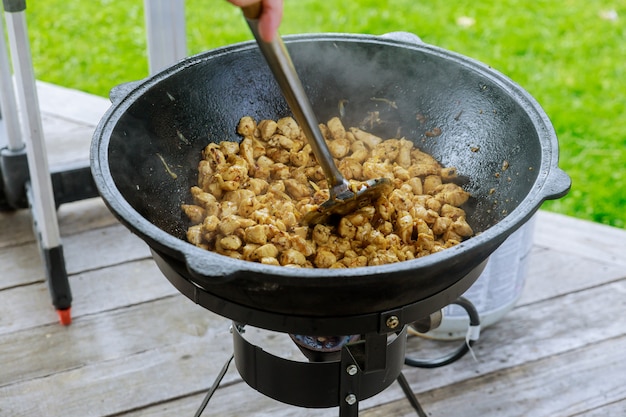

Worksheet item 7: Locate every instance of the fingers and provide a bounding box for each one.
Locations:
[227,0,260,6]
[228,0,283,42]
[257,0,283,42]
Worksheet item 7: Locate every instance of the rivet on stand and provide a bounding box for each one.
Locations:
[345,394,357,406]
[386,315,400,329]
[346,365,358,376]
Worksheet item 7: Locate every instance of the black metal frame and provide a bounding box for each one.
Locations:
[193,296,481,417]
[1,152,98,210]
[231,324,425,417]
[151,248,487,336]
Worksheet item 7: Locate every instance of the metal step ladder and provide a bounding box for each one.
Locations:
[0,0,187,325]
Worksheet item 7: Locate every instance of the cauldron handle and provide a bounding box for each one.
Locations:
[183,250,241,284]
[108,80,143,105]
[540,166,571,201]
[380,31,424,45]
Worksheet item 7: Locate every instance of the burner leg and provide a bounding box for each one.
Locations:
[193,353,235,417]
[231,324,407,415]
[339,345,360,417]
[396,372,428,417]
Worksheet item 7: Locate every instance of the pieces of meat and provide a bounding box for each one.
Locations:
[183,116,473,267]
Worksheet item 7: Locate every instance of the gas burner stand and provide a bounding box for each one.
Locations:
[152,250,484,416]
[232,324,419,417]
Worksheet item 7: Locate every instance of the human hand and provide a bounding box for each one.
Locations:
[227,0,283,42]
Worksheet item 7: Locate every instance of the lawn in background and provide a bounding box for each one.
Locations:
[24,0,626,228]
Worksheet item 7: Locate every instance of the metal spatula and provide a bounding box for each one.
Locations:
[241,3,392,225]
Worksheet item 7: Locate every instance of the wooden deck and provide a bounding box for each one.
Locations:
[1,82,625,417]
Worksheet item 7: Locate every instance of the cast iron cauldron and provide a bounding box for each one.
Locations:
[91,33,570,335]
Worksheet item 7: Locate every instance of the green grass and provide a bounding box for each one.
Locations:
[24,0,626,228]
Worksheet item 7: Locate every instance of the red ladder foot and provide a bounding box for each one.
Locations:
[56,308,72,325]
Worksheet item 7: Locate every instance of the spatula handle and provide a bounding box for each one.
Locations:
[242,4,350,198]
[241,3,262,20]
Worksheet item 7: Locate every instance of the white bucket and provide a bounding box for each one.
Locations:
[424,214,537,340]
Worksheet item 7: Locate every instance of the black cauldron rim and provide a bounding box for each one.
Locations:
[91,33,570,326]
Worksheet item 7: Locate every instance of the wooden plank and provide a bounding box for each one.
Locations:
[0,258,177,335]
[0,241,45,289]
[55,198,119,236]
[0,209,39,249]
[519,245,626,306]
[42,113,94,166]
[364,278,626,413]
[0,223,151,290]
[93,279,626,417]
[1,269,623,416]
[0,294,228,387]
[400,279,626,390]
[0,198,118,250]
[360,335,626,417]
[114,321,626,417]
[574,399,626,417]
[124,381,331,417]
[0,324,240,417]
[37,80,109,127]
[535,211,626,267]
[61,223,151,275]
